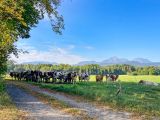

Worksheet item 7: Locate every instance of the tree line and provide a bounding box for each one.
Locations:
[7,62,160,75]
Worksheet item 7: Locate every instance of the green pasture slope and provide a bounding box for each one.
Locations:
[30,75,160,118]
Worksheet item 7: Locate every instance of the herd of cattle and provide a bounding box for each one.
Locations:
[9,70,119,84]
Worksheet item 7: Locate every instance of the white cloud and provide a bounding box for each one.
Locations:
[11,44,88,65]
[67,44,75,50]
[85,46,94,50]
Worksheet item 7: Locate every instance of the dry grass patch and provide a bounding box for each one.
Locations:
[0,107,27,120]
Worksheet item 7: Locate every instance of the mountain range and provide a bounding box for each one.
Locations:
[21,57,160,66]
[77,57,160,66]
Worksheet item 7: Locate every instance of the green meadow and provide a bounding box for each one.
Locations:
[89,75,160,83]
[28,75,160,118]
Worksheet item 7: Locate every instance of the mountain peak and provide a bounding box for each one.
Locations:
[102,57,129,64]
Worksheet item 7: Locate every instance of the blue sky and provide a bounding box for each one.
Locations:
[13,0,160,64]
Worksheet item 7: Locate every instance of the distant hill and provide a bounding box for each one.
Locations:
[101,57,129,65]
[22,61,57,65]
[77,61,99,65]
[77,57,160,66]
[132,58,152,63]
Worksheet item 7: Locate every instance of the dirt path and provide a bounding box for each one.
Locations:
[6,84,77,120]
[8,81,133,120]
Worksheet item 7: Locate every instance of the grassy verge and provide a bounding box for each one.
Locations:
[0,78,27,120]
[8,81,94,120]
[28,81,160,119]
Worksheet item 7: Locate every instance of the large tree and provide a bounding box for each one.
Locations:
[0,0,64,75]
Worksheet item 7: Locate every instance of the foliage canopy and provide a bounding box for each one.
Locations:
[0,0,64,75]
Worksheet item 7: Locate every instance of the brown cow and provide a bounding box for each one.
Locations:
[96,75,103,82]
[106,74,119,82]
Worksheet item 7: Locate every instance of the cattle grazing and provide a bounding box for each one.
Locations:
[10,70,121,85]
[63,72,77,84]
[96,75,103,82]
[9,70,80,84]
[50,71,57,83]
[139,80,159,86]
[70,72,77,84]
[78,72,89,82]
[56,71,65,83]
[10,72,17,80]
[106,74,119,82]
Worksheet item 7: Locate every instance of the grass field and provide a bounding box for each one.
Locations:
[0,77,26,120]
[26,75,160,119]
[89,75,160,83]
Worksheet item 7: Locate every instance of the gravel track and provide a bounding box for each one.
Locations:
[12,82,132,120]
[6,84,77,120]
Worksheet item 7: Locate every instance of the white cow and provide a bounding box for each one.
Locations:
[139,80,159,86]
